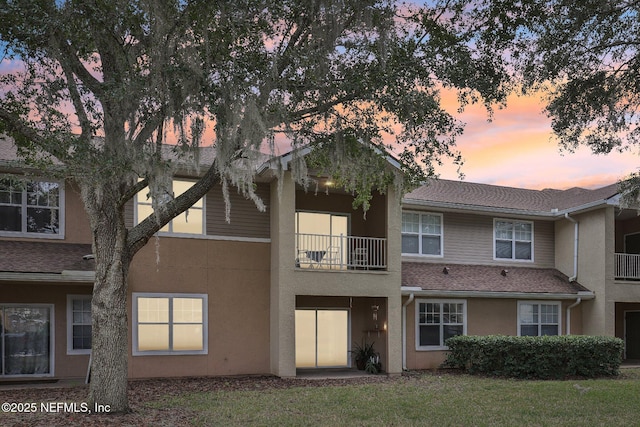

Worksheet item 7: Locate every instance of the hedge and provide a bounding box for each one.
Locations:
[442,335,624,379]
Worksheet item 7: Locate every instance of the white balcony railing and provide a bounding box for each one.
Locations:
[615,253,640,280]
[295,233,387,270]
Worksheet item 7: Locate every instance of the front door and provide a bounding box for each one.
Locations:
[625,311,640,360]
[295,309,349,368]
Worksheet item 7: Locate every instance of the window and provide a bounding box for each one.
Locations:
[67,295,92,355]
[416,299,466,350]
[135,179,205,235]
[0,178,63,236]
[494,219,533,261]
[133,293,208,355]
[1,304,53,376]
[518,301,560,336]
[402,212,442,256]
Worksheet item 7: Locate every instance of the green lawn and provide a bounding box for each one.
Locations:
[152,369,640,426]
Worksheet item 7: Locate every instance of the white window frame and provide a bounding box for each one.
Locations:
[493,218,534,262]
[415,299,467,351]
[132,292,208,356]
[134,178,206,236]
[66,295,92,355]
[0,177,65,239]
[401,211,443,257]
[517,301,561,337]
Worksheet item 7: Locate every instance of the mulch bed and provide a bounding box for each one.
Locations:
[0,375,392,426]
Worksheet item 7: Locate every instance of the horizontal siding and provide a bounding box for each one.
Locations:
[403,210,555,268]
[126,183,270,239]
[124,199,134,228]
[206,183,270,239]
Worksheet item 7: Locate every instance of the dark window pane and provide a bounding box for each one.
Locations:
[422,235,441,255]
[27,207,58,234]
[496,240,512,259]
[541,325,558,336]
[73,325,92,349]
[444,325,463,342]
[520,325,538,336]
[515,241,532,260]
[402,234,419,253]
[419,325,440,346]
[0,206,21,231]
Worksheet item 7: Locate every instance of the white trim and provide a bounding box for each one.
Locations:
[66,295,92,355]
[0,303,55,377]
[0,272,95,283]
[493,218,534,263]
[401,211,444,257]
[142,233,271,244]
[415,298,467,351]
[517,300,562,337]
[132,292,208,356]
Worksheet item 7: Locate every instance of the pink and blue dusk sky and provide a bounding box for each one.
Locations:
[435,90,638,191]
[1,58,637,191]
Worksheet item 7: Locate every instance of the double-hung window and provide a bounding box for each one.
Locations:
[135,179,205,235]
[133,293,208,355]
[494,219,533,261]
[0,178,63,237]
[67,295,92,355]
[402,212,442,256]
[518,301,560,336]
[416,299,466,350]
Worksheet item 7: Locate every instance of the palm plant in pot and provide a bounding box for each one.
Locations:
[351,339,381,373]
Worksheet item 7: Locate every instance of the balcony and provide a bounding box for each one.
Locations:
[615,253,640,280]
[295,233,387,270]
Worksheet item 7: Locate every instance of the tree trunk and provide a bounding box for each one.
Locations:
[86,196,131,413]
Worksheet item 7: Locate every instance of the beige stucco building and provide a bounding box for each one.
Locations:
[1,137,638,382]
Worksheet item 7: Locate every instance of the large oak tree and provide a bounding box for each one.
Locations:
[0,0,511,412]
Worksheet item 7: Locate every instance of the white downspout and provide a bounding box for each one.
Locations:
[402,293,415,371]
[566,298,582,335]
[564,213,579,282]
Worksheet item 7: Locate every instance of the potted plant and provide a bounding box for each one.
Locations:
[351,339,380,372]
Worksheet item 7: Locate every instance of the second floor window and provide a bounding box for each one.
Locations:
[135,179,205,235]
[0,178,62,236]
[402,212,442,256]
[494,219,533,261]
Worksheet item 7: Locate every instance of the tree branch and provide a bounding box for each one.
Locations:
[0,106,70,162]
[119,177,148,209]
[126,160,219,255]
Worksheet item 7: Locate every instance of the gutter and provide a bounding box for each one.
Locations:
[401,287,595,301]
[566,298,582,335]
[564,213,578,282]
[0,271,95,283]
[402,293,415,371]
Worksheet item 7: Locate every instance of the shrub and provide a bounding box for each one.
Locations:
[443,335,624,379]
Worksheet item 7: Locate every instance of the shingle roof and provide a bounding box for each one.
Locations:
[0,241,94,273]
[402,262,591,295]
[404,179,619,214]
[0,135,218,170]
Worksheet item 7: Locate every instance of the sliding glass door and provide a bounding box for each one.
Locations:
[0,305,53,376]
[295,309,349,368]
